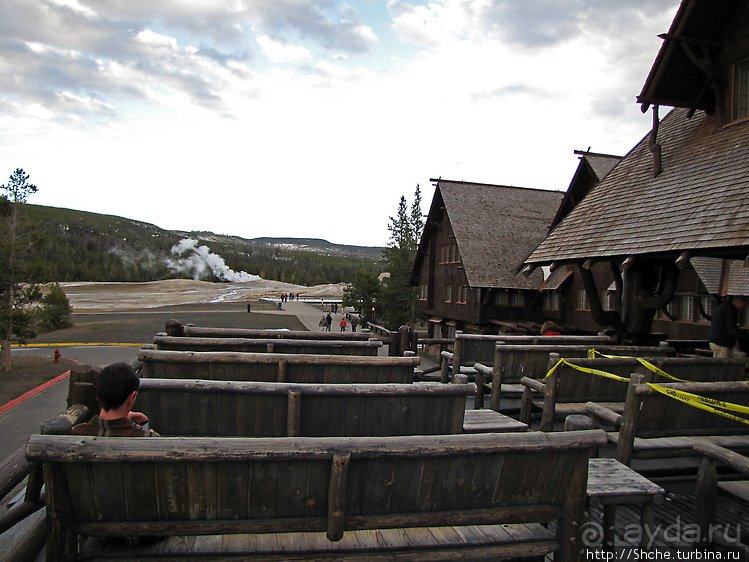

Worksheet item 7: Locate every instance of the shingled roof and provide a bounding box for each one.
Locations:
[548,151,622,233]
[417,180,563,290]
[637,0,743,113]
[526,107,749,265]
[691,257,749,295]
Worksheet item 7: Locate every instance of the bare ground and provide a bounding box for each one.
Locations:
[0,356,80,407]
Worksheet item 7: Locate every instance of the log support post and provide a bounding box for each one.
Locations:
[327,453,351,542]
[287,391,301,437]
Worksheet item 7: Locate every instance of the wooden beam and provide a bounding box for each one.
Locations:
[286,391,301,437]
[327,452,350,541]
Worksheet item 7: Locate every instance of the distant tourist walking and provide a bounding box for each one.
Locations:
[340,317,347,332]
[326,313,332,332]
[319,315,327,331]
[351,316,358,332]
[709,295,746,357]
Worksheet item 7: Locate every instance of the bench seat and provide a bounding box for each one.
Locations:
[462,409,528,433]
[606,433,749,459]
[78,523,558,560]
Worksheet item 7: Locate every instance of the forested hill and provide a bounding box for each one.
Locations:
[24,204,384,286]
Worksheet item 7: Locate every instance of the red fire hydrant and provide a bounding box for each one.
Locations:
[54,348,61,363]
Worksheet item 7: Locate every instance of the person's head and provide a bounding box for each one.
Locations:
[96,362,140,412]
[731,295,747,310]
[541,321,558,335]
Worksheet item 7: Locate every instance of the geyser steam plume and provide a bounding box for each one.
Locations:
[168,238,261,282]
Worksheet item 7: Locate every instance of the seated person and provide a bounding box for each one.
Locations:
[73,362,158,437]
[540,321,561,336]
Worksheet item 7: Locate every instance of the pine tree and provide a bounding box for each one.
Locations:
[342,268,380,320]
[0,169,42,371]
[379,185,424,330]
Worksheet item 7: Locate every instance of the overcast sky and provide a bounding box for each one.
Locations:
[0,0,680,247]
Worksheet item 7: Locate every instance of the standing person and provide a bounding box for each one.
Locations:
[319,315,327,331]
[340,317,347,332]
[326,313,332,332]
[72,363,158,437]
[709,296,747,357]
[351,316,358,332]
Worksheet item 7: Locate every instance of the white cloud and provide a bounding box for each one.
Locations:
[137,29,179,51]
[257,35,313,65]
[0,0,683,246]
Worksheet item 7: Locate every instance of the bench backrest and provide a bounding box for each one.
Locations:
[180,324,372,340]
[152,335,382,356]
[495,345,674,385]
[550,357,652,403]
[27,430,606,560]
[135,379,470,437]
[651,357,748,383]
[551,356,747,404]
[629,379,749,438]
[616,376,749,464]
[454,333,614,368]
[138,350,419,384]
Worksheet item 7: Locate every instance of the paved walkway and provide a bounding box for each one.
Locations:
[257,300,360,334]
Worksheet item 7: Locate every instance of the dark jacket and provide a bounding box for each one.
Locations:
[709,300,740,348]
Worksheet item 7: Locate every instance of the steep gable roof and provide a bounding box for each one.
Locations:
[638,0,743,113]
[549,151,622,232]
[526,108,749,265]
[418,180,563,290]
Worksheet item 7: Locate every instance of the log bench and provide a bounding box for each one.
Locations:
[133,378,529,437]
[522,355,749,432]
[26,430,606,561]
[479,343,674,412]
[586,374,749,466]
[166,321,372,340]
[139,349,419,384]
[440,332,615,384]
[152,335,383,356]
[693,441,749,550]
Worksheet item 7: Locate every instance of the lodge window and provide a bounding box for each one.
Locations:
[439,243,459,264]
[577,289,589,311]
[495,290,509,306]
[445,285,452,302]
[419,284,428,301]
[733,58,749,121]
[510,291,524,307]
[456,285,468,304]
[680,295,695,322]
[542,292,561,311]
[700,296,713,322]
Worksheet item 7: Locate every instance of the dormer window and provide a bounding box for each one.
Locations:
[732,58,749,121]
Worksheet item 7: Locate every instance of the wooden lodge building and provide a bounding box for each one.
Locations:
[524,0,749,344]
[413,0,749,343]
[411,179,563,338]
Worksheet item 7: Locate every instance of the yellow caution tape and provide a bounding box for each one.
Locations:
[541,352,749,426]
[648,382,749,426]
[544,357,630,383]
[587,349,685,382]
